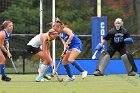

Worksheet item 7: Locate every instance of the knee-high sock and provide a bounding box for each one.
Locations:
[64,64,73,78]
[0,64,6,76]
[71,61,84,72]
[38,64,48,77]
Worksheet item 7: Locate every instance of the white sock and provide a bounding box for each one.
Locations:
[38,61,43,73]
[38,64,48,77]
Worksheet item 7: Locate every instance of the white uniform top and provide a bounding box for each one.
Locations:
[27,34,42,48]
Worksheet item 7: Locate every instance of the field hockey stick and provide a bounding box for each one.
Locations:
[55,72,63,82]
[50,62,63,82]
[54,49,68,74]
[132,48,140,55]
[51,49,68,82]
[7,48,18,74]
[51,63,63,82]
[92,50,98,59]
[9,57,18,73]
[92,45,105,59]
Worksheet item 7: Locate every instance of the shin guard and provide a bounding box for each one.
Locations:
[96,52,110,74]
[121,53,137,73]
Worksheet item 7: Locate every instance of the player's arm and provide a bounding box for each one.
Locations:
[58,35,68,57]
[100,39,106,46]
[0,32,7,53]
[59,35,65,44]
[95,39,106,51]
[124,30,133,44]
[95,31,111,51]
[59,35,66,50]
[1,45,8,53]
[0,32,11,58]
[5,40,9,49]
[1,44,11,58]
[45,42,54,67]
[40,34,48,52]
[46,42,51,55]
[63,28,74,49]
[40,34,54,66]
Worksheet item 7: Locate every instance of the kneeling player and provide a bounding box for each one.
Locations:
[93,18,137,76]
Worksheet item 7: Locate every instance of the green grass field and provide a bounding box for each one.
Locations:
[0,74,140,93]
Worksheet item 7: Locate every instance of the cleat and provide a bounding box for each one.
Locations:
[128,71,137,76]
[81,71,88,79]
[64,76,75,82]
[1,75,11,81]
[36,76,46,82]
[93,70,104,76]
[43,75,52,80]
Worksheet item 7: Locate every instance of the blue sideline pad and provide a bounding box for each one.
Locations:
[46,59,140,75]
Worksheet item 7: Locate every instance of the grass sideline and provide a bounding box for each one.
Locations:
[0,74,140,93]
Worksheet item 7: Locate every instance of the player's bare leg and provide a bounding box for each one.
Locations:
[69,49,88,79]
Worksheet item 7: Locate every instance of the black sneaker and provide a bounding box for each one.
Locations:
[93,70,104,76]
[1,75,11,81]
[128,71,137,76]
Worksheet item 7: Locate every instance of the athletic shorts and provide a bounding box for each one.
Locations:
[69,43,83,53]
[107,45,126,58]
[26,45,41,55]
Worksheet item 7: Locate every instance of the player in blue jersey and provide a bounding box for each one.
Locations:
[0,20,13,81]
[53,18,88,82]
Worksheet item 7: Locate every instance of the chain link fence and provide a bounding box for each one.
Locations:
[0,0,140,73]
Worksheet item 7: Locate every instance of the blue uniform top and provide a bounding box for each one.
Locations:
[60,31,83,52]
[4,29,10,41]
[0,29,10,50]
[60,31,81,45]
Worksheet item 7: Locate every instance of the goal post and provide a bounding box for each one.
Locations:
[39,0,55,75]
[52,0,56,73]
[92,0,107,59]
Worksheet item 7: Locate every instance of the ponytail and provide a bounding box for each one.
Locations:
[55,18,66,27]
[0,23,4,31]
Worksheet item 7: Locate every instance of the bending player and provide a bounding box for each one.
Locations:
[0,20,13,81]
[53,18,88,82]
[93,18,137,76]
[27,29,58,82]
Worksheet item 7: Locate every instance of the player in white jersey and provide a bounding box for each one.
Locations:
[27,29,58,82]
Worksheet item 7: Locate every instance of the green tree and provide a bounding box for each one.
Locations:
[0,0,40,34]
[55,0,94,35]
